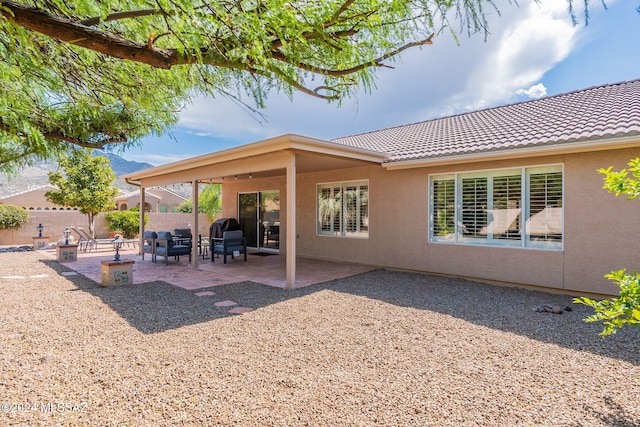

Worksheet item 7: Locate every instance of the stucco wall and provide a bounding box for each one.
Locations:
[189,147,640,296]
[0,212,211,245]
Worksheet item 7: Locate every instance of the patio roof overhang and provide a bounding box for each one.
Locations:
[122,133,389,187]
[123,133,389,290]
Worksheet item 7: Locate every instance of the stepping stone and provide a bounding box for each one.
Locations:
[1,275,25,280]
[195,291,216,297]
[228,307,253,314]
[30,274,49,279]
[60,272,78,276]
[214,300,237,307]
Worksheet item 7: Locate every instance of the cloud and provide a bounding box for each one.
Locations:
[517,83,547,99]
[156,1,590,147]
[430,1,580,115]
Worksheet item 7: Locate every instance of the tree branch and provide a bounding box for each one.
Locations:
[79,9,163,27]
[271,34,434,77]
[0,119,128,148]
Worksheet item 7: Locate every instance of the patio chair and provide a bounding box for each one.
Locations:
[266,225,279,248]
[142,231,157,262]
[173,228,193,246]
[69,226,113,252]
[212,230,247,264]
[155,231,192,265]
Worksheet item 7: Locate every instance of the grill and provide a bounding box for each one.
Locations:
[209,218,240,240]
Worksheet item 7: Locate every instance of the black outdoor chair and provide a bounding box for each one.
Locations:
[155,231,192,265]
[212,230,247,264]
[173,228,193,246]
[142,231,157,262]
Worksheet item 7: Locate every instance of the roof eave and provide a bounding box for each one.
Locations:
[122,134,389,182]
[382,135,640,170]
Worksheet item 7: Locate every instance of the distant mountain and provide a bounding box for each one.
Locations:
[99,152,154,176]
[0,152,155,197]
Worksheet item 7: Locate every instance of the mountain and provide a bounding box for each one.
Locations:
[99,152,154,176]
[0,152,155,197]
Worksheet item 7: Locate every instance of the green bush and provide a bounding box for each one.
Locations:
[0,204,30,230]
[104,210,147,238]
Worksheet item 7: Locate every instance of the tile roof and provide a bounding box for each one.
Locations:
[332,78,640,163]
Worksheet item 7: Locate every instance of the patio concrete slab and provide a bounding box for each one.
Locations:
[36,246,376,291]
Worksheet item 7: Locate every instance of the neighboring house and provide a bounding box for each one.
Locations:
[0,185,77,211]
[115,186,187,212]
[123,78,640,294]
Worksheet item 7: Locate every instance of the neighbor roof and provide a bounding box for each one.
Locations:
[332,78,640,164]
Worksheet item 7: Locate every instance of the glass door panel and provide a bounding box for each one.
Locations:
[238,193,258,247]
[238,191,280,250]
[260,191,280,250]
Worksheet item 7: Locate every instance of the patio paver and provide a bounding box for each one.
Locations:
[36,246,376,291]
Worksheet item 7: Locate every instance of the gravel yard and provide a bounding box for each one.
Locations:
[1,251,639,426]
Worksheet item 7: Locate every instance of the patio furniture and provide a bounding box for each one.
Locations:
[209,218,240,241]
[198,234,210,260]
[212,230,247,264]
[266,225,279,248]
[173,228,193,246]
[70,226,115,252]
[155,231,192,265]
[142,231,157,262]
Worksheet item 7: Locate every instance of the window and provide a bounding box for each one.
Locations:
[317,180,368,238]
[429,166,562,249]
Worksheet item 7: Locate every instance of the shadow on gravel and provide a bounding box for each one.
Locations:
[45,260,639,365]
[575,396,640,427]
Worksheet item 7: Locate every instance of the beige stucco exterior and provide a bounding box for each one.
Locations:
[0,185,75,211]
[215,146,639,296]
[115,187,186,212]
[122,133,640,295]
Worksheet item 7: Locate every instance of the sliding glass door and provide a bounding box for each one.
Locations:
[238,191,280,250]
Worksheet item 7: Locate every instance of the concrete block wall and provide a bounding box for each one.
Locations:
[0,211,213,246]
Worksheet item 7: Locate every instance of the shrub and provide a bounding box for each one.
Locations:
[104,210,147,238]
[0,204,30,230]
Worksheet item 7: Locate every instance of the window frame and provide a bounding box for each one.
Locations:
[316,180,369,238]
[429,164,564,250]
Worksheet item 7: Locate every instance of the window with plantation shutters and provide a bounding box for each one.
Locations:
[429,165,562,249]
[526,170,563,248]
[317,181,368,238]
[431,178,455,239]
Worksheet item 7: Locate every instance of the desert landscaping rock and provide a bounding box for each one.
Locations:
[1,251,638,426]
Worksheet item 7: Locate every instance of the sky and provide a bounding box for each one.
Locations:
[123,0,640,166]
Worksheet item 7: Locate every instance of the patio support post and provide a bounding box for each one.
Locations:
[191,180,199,268]
[285,153,296,289]
[139,187,145,256]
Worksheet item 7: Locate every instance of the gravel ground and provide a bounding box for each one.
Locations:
[1,251,639,426]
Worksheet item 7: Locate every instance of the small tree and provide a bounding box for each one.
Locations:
[574,158,640,336]
[104,210,148,238]
[0,204,29,230]
[177,184,222,221]
[46,150,118,238]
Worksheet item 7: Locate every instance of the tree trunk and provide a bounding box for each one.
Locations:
[87,212,95,238]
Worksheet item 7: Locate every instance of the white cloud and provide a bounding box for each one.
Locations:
[166,1,590,144]
[433,0,579,115]
[517,83,547,99]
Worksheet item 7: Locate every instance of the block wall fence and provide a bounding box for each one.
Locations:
[0,211,212,246]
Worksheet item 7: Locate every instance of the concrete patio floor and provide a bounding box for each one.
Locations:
[38,245,377,290]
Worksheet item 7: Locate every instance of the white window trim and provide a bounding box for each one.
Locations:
[317,180,369,239]
[429,164,564,250]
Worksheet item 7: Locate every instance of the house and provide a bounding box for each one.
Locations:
[0,185,77,211]
[115,186,187,212]
[123,79,640,294]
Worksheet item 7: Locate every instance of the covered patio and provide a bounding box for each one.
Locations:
[122,134,388,289]
[40,242,377,290]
